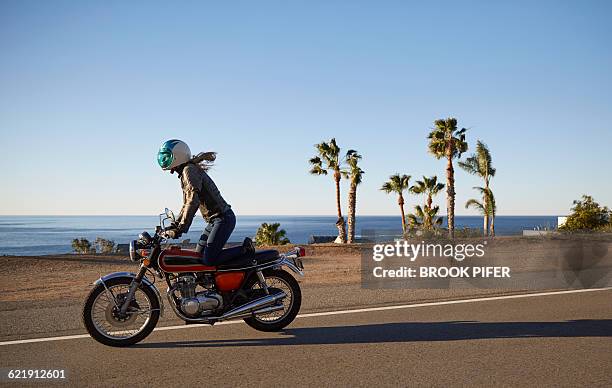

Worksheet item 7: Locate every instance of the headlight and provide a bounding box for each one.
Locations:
[129,240,138,261]
[130,240,150,261]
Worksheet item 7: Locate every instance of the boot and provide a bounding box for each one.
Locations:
[242,237,255,256]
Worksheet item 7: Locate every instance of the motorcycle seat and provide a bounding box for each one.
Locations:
[217,249,280,270]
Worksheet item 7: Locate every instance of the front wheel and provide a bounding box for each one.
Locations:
[244,269,301,332]
[82,277,160,347]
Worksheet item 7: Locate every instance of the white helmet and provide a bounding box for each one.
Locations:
[157,139,191,170]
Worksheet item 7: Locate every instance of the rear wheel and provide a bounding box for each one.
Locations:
[82,277,160,347]
[243,269,301,332]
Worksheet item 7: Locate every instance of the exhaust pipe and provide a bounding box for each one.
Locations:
[251,304,285,315]
[220,291,287,321]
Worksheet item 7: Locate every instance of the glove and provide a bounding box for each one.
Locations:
[164,228,182,240]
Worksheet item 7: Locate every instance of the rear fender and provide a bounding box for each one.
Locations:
[273,257,304,277]
[94,272,163,316]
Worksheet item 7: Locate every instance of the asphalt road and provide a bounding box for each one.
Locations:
[1,288,611,387]
[0,283,537,342]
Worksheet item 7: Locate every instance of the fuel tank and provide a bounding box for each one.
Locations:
[158,246,216,272]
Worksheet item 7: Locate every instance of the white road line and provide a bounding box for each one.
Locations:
[1,287,610,347]
[295,287,612,318]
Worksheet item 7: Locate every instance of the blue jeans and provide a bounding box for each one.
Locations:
[199,209,242,266]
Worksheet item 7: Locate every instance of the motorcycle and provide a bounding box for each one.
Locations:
[82,208,304,347]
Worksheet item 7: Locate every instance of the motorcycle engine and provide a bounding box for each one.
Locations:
[175,275,223,317]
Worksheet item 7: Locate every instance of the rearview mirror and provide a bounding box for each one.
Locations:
[165,208,175,221]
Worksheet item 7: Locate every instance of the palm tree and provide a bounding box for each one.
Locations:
[459,140,496,236]
[343,150,364,244]
[486,189,496,236]
[254,222,290,246]
[406,212,420,229]
[427,118,468,238]
[381,174,411,234]
[407,205,443,230]
[410,175,445,226]
[309,138,347,243]
[465,187,496,236]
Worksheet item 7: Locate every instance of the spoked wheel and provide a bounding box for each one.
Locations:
[244,269,301,332]
[82,277,160,347]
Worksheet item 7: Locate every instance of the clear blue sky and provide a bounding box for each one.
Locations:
[1,0,611,216]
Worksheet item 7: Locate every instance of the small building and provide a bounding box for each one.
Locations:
[557,216,567,228]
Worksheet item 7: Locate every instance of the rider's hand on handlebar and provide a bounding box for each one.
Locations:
[163,227,182,240]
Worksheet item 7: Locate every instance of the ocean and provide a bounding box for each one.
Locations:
[0,215,560,256]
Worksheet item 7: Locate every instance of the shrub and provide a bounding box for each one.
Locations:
[453,227,484,238]
[598,223,612,233]
[404,227,445,240]
[404,226,481,240]
[95,237,116,254]
[255,223,290,246]
[72,238,94,254]
[559,195,611,232]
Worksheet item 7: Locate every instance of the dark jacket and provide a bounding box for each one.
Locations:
[176,163,231,232]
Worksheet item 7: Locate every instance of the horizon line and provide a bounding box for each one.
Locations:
[0,214,566,217]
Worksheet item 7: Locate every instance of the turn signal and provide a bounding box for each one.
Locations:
[142,258,151,267]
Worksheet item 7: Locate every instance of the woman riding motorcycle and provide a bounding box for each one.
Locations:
[157,139,247,265]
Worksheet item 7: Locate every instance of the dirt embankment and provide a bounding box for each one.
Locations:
[0,246,365,304]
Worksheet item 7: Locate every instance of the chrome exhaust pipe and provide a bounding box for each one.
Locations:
[220,291,287,321]
[224,304,286,320]
[251,304,285,315]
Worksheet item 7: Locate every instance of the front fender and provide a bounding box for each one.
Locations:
[94,272,163,316]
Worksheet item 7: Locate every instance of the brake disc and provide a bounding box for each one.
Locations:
[104,293,141,328]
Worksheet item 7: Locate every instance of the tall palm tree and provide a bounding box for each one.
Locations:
[427,118,468,238]
[309,138,347,243]
[459,140,496,236]
[488,189,496,236]
[381,174,411,234]
[343,150,364,244]
[465,187,496,236]
[410,175,445,226]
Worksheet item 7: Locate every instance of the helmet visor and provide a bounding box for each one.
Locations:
[157,149,174,169]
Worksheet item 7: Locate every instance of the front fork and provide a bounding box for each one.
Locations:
[119,264,148,315]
